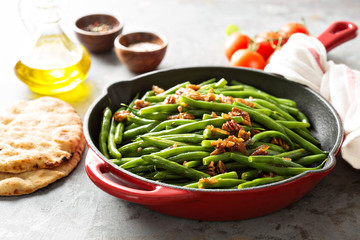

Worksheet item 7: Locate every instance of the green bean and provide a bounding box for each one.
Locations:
[125,147,160,157]
[222,90,279,105]
[203,128,230,140]
[251,130,295,150]
[250,141,286,153]
[140,136,188,149]
[142,116,243,138]
[121,145,212,169]
[199,178,247,189]
[231,152,326,176]
[144,95,166,102]
[276,120,310,129]
[238,176,288,189]
[124,123,140,131]
[279,104,299,115]
[140,90,154,101]
[248,155,305,168]
[118,141,150,155]
[149,119,196,132]
[199,78,216,86]
[294,154,327,166]
[224,161,248,171]
[241,169,262,180]
[108,117,122,159]
[110,158,137,166]
[161,134,204,144]
[99,107,112,158]
[250,98,296,121]
[161,81,190,95]
[180,96,287,134]
[183,171,239,188]
[284,128,323,154]
[153,170,185,180]
[202,152,232,165]
[274,148,309,160]
[114,107,126,144]
[142,155,210,180]
[127,165,157,173]
[127,115,157,125]
[114,121,125,144]
[139,104,179,115]
[123,122,159,141]
[125,92,140,110]
[183,160,202,168]
[168,151,210,163]
[295,110,310,124]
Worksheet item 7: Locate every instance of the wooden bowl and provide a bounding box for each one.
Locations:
[74,13,124,53]
[114,32,168,73]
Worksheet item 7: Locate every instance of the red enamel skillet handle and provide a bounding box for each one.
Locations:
[317,21,358,52]
[85,150,197,205]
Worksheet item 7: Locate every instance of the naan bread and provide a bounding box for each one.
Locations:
[0,97,84,173]
[0,136,85,196]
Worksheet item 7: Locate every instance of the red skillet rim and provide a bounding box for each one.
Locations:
[83,66,344,192]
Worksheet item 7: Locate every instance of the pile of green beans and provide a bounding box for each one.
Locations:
[99,78,328,189]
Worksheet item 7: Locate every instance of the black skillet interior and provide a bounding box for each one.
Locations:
[85,66,343,170]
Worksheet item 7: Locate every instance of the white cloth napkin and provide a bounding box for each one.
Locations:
[265,33,360,169]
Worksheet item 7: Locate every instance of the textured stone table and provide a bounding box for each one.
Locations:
[1,0,359,239]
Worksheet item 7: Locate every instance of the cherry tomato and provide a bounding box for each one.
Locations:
[279,22,309,37]
[230,49,265,70]
[224,32,251,61]
[254,31,282,61]
[279,22,309,44]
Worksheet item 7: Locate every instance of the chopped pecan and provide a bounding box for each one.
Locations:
[164,95,177,104]
[216,160,227,174]
[271,137,290,151]
[218,94,235,104]
[250,145,269,156]
[222,120,243,132]
[152,85,164,95]
[235,98,256,108]
[238,129,251,142]
[133,100,150,109]
[206,161,216,176]
[186,84,201,91]
[206,125,230,136]
[166,112,195,120]
[113,110,131,122]
[203,92,216,102]
[210,112,218,118]
[251,129,261,136]
[210,135,248,155]
[229,107,251,126]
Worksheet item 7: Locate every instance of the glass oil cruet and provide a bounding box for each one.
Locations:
[15,0,91,95]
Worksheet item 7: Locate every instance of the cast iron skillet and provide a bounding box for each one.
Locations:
[84,66,343,221]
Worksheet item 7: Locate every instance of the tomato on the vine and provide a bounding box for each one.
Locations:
[224,32,251,60]
[254,31,282,61]
[230,49,265,70]
[279,22,309,44]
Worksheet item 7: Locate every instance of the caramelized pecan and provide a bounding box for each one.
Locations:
[152,85,164,95]
[250,145,269,156]
[271,137,290,151]
[133,100,150,109]
[113,110,131,122]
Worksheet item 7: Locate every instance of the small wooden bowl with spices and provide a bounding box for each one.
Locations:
[114,32,168,73]
[74,13,124,53]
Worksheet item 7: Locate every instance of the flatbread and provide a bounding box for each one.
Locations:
[0,135,85,196]
[0,97,84,173]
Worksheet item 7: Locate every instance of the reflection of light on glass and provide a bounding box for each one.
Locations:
[49,69,65,78]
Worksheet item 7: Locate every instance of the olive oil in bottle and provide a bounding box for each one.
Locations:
[15,0,91,95]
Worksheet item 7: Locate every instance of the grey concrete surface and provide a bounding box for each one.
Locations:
[1,0,360,239]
